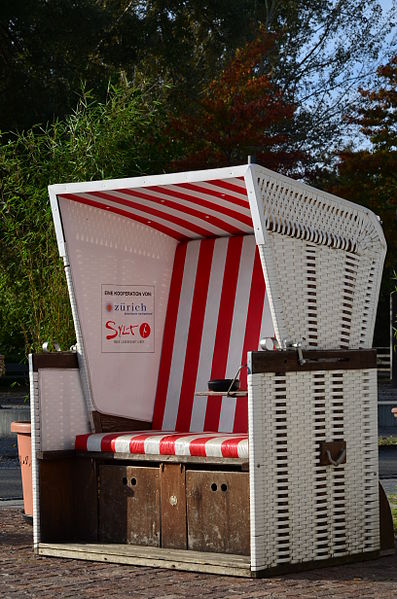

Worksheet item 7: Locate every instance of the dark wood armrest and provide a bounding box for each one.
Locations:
[32,352,78,371]
[249,349,377,375]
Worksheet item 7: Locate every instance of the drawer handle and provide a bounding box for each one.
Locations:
[326,448,346,467]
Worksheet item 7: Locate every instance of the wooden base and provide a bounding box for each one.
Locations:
[37,542,252,577]
[36,542,386,578]
[37,455,394,577]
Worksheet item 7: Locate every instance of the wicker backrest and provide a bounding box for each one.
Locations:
[250,166,387,350]
[152,234,273,433]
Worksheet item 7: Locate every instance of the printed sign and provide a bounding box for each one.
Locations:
[101,284,155,353]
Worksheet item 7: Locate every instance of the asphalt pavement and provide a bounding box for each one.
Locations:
[0,436,22,502]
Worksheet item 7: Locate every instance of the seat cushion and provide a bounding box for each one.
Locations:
[75,431,248,459]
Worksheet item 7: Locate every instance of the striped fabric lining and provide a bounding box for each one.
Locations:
[75,431,248,459]
[75,234,272,457]
[153,234,273,434]
[58,178,252,241]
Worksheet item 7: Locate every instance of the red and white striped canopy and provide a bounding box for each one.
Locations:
[58,176,252,241]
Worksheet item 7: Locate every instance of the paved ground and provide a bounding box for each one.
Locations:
[0,508,396,599]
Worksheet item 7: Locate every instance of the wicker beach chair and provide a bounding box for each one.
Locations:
[30,162,391,576]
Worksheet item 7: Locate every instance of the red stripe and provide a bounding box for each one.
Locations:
[75,434,89,451]
[100,433,126,452]
[147,186,248,233]
[221,436,247,458]
[129,433,159,454]
[233,248,266,433]
[188,436,218,457]
[208,179,248,197]
[152,243,188,429]
[116,187,251,230]
[178,182,250,211]
[59,194,184,240]
[159,433,193,455]
[91,190,212,238]
[204,236,244,431]
[175,239,215,431]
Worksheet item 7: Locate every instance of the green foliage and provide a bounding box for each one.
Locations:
[0,83,167,361]
[1,1,394,170]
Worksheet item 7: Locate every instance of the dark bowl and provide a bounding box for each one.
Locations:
[208,378,240,392]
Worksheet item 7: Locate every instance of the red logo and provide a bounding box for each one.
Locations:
[139,322,151,338]
[106,303,113,312]
[105,321,152,340]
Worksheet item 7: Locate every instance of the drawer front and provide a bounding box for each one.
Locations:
[98,465,160,546]
[186,470,250,555]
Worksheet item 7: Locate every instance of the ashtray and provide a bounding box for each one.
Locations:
[208,379,240,392]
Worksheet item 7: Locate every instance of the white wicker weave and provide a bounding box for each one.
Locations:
[248,367,379,571]
[245,165,386,350]
[30,361,90,548]
[63,251,95,428]
[29,354,40,550]
[245,164,384,572]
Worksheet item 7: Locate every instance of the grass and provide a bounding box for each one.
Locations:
[379,436,397,446]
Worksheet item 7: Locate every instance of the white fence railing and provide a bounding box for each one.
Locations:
[376,347,391,381]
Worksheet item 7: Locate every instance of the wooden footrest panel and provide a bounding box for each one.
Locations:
[37,543,252,577]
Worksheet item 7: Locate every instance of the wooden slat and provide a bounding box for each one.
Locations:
[249,349,377,374]
[160,464,187,549]
[32,352,78,371]
[39,458,97,542]
[37,542,251,577]
[37,450,76,461]
[379,481,395,554]
[195,391,248,397]
[74,450,249,468]
[186,470,250,555]
[98,465,160,546]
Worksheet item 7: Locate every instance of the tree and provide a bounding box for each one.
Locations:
[166,33,302,174]
[123,0,397,165]
[0,0,394,169]
[312,55,397,343]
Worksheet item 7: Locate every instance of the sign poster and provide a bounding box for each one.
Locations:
[101,284,155,353]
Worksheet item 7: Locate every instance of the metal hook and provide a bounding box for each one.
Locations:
[42,340,61,353]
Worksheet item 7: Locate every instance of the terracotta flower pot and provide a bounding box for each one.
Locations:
[10,421,32,518]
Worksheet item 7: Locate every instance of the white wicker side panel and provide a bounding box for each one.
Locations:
[257,239,379,350]
[248,373,280,569]
[29,355,40,549]
[38,368,90,451]
[63,254,94,424]
[343,369,379,553]
[251,165,386,350]
[248,368,380,572]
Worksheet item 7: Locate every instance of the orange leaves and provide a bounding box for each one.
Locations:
[349,55,397,151]
[168,32,301,172]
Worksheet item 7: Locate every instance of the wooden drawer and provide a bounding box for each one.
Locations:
[186,470,250,555]
[98,465,160,546]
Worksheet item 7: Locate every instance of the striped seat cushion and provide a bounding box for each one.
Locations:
[75,431,248,459]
